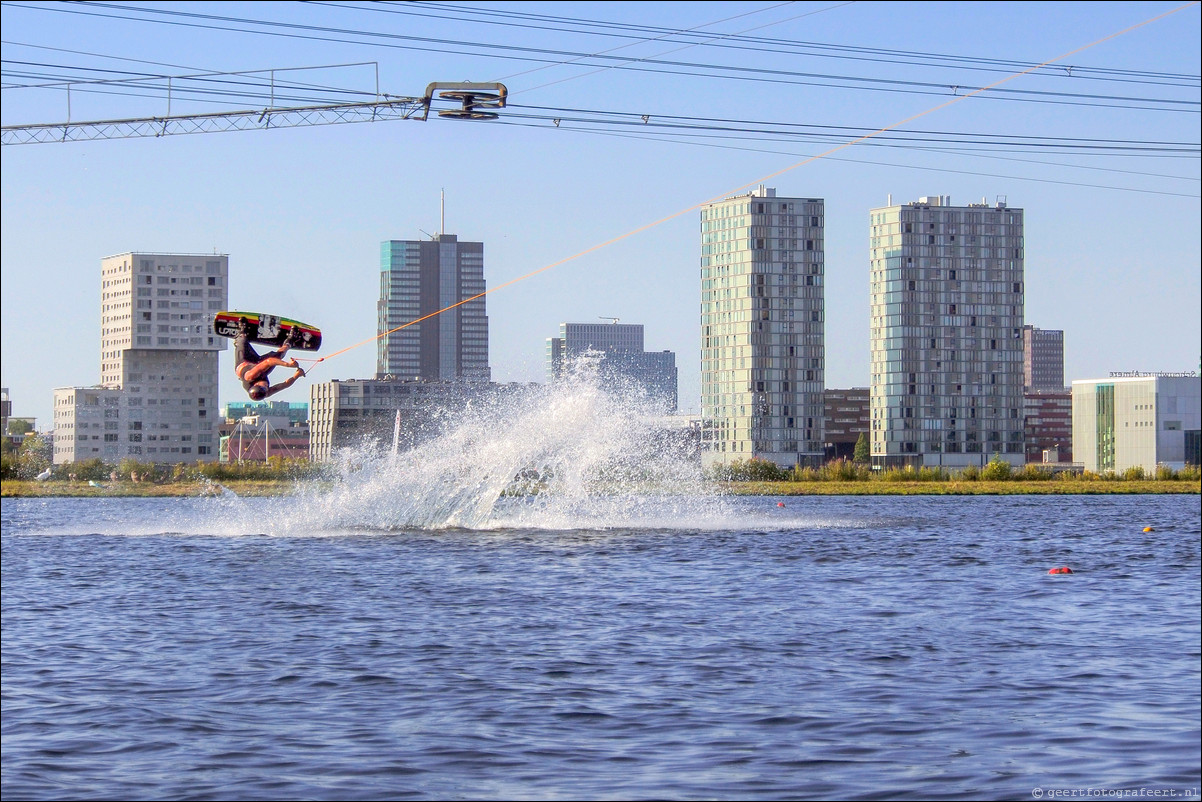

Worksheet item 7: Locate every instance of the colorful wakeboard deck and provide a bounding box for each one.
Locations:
[213,311,322,352]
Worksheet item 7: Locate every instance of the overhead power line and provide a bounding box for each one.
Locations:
[74,0,1202,88]
[4,1,1198,112]
[500,103,1200,156]
[6,61,1194,159]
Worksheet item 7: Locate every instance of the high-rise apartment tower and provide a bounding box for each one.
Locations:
[869,196,1025,468]
[700,186,825,468]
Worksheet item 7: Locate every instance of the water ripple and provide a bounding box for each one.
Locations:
[3,494,1200,800]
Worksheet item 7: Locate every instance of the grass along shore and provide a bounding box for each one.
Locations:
[0,479,309,498]
[3,477,1198,498]
[724,479,1199,495]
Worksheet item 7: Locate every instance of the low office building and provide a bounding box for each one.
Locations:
[1,387,11,444]
[546,322,678,413]
[217,401,311,462]
[1071,375,1200,473]
[824,388,870,460]
[53,351,220,466]
[1024,389,1073,464]
[2,387,38,451]
[223,401,309,426]
[52,387,126,464]
[220,414,310,462]
[308,379,533,462]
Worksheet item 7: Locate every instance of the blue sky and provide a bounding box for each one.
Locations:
[2,1,1199,427]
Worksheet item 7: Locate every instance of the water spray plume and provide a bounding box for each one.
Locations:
[276,353,735,531]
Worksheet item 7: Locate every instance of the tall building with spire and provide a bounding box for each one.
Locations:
[377,234,490,382]
[699,186,826,469]
[868,195,1025,468]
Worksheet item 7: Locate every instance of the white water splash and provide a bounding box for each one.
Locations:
[273,355,737,532]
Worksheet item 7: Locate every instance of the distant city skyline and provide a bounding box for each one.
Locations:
[2,2,1198,428]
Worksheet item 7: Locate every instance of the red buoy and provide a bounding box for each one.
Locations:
[1048,566,1073,574]
[777,501,786,507]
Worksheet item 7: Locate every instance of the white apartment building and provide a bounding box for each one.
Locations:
[54,252,228,465]
[700,186,825,469]
[869,196,1025,469]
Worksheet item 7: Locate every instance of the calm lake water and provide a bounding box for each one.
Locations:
[2,493,1199,801]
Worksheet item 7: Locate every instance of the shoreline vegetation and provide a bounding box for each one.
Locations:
[2,456,1198,498]
[2,479,1198,498]
[4,479,1200,500]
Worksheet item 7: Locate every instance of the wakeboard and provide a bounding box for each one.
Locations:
[213,311,322,352]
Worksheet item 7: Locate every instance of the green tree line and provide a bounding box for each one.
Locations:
[707,455,1201,483]
[1,451,326,482]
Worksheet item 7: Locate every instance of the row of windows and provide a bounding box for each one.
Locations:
[133,259,224,274]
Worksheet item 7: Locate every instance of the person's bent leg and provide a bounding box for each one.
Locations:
[242,356,294,384]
